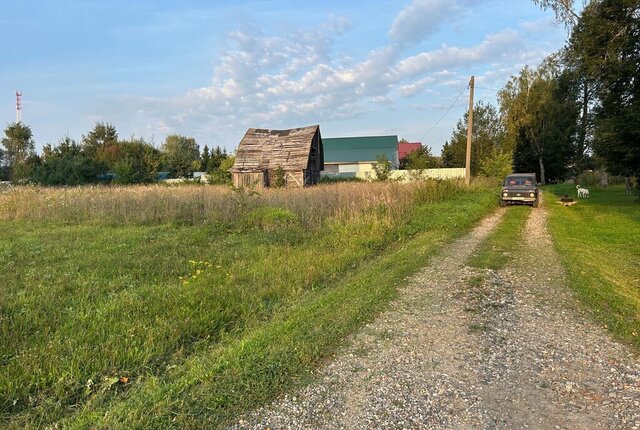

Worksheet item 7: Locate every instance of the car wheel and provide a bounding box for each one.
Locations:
[532,198,539,208]
[499,199,506,207]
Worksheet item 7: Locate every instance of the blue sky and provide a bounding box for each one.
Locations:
[0,0,569,154]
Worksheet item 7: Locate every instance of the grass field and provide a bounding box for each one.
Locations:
[0,182,419,227]
[468,205,531,270]
[0,180,497,428]
[546,185,640,350]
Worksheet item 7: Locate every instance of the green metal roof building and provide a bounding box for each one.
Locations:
[323,135,399,168]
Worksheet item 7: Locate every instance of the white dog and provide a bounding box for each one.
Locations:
[576,184,590,198]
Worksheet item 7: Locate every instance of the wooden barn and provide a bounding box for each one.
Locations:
[230,125,324,188]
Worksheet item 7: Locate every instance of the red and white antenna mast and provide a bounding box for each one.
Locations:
[16,91,22,123]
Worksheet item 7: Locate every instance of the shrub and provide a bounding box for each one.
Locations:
[207,156,234,185]
[272,166,286,188]
[479,149,513,179]
[372,154,392,181]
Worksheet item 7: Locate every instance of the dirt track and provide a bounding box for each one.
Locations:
[232,207,640,429]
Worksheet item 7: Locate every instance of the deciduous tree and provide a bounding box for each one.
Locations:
[441,101,508,175]
[499,58,578,183]
[162,134,199,178]
[82,122,118,171]
[113,138,160,184]
[2,122,36,182]
[532,0,583,27]
[569,0,640,192]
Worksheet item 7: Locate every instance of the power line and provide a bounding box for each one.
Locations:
[418,86,467,142]
[475,86,501,92]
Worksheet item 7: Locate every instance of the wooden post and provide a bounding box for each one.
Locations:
[465,76,474,186]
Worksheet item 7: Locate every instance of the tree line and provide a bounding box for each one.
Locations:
[440,0,638,190]
[0,122,234,185]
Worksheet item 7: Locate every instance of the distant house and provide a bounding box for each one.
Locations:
[230,125,323,188]
[398,141,422,162]
[322,135,399,177]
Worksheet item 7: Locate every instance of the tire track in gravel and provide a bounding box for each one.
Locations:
[231,207,640,430]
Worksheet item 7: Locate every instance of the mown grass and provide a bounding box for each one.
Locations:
[0,181,497,428]
[546,184,640,349]
[468,205,531,270]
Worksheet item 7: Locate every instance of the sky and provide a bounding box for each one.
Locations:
[0,0,569,155]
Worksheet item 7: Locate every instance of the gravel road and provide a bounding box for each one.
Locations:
[230,207,640,429]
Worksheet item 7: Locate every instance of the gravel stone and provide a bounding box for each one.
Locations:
[229,207,640,429]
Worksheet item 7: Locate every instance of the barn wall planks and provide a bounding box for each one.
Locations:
[232,172,265,188]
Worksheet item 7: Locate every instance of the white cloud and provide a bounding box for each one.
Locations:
[398,76,435,97]
[388,0,461,45]
[92,3,559,150]
[520,17,557,33]
[396,29,521,78]
[147,26,520,133]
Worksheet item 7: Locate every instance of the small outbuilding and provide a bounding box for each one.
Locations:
[230,125,324,188]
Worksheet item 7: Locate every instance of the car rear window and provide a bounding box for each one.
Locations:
[504,176,534,186]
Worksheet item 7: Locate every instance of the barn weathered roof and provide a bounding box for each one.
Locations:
[231,125,320,172]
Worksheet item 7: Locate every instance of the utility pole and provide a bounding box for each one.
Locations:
[465,76,474,186]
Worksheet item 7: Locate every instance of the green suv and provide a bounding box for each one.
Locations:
[499,173,539,207]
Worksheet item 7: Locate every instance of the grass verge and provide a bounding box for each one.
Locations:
[545,184,640,350]
[468,205,531,270]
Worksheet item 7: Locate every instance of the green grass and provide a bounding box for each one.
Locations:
[468,205,531,270]
[0,183,497,428]
[1,218,382,425]
[65,193,497,429]
[546,184,640,349]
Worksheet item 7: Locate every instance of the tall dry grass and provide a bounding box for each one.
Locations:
[0,180,464,227]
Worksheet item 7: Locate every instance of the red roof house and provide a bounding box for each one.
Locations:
[398,142,422,161]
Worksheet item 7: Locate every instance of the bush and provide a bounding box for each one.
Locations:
[272,166,286,188]
[372,154,392,181]
[480,150,513,179]
[207,156,234,185]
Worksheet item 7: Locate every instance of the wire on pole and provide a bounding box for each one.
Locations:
[418,86,467,142]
